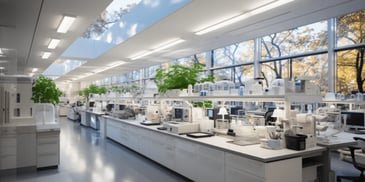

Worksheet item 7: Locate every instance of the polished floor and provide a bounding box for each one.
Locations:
[0,117,190,182]
[0,117,363,182]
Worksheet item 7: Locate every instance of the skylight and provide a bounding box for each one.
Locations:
[45,0,191,79]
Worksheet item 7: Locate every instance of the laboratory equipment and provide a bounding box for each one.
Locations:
[163,121,199,134]
[172,107,190,122]
[293,76,320,95]
[341,111,365,133]
[244,78,264,95]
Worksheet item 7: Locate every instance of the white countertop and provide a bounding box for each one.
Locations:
[79,109,105,115]
[36,123,60,132]
[103,115,325,162]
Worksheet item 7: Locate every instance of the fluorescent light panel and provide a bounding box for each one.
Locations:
[32,68,38,73]
[0,67,5,70]
[42,52,51,59]
[48,39,60,49]
[195,0,294,35]
[57,16,76,33]
[94,61,127,74]
[130,39,185,60]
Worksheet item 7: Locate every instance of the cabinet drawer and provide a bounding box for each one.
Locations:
[199,145,224,159]
[225,153,264,178]
[0,155,16,170]
[37,154,59,168]
[225,166,264,182]
[176,139,196,151]
[107,120,121,128]
[37,143,58,155]
[0,146,16,155]
[37,137,59,145]
[0,138,16,147]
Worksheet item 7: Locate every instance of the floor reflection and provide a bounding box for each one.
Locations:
[0,117,190,182]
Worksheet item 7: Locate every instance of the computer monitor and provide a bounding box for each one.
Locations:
[341,111,365,129]
[119,104,126,111]
[207,109,214,120]
[89,101,95,108]
[173,108,184,121]
[106,104,114,112]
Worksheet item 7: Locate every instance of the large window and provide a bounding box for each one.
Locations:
[336,9,365,94]
[261,21,327,60]
[337,10,365,47]
[94,9,365,95]
[337,49,365,94]
[213,41,254,68]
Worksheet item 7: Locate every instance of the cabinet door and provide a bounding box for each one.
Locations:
[0,136,17,170]
[225,165,263,182]
[17,133,36,168]
[118,122,129,146]
[197,145,225,182]
[175,139,198,181]
[37,132,60,168]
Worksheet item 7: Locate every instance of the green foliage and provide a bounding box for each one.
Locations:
[110,85,122,94]
[192,100,213,108]
[32,75,62,104]
[155,63,214,93]
[79,84,107,98]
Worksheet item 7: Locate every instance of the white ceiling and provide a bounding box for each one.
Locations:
[1,0,364,84]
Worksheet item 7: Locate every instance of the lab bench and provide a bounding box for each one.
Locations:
[103,115,326,182]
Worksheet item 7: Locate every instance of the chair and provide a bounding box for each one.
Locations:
[337,137,365,182]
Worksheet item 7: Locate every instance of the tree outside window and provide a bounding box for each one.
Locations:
[336,10,365,93]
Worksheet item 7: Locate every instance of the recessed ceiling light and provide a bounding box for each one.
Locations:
[42,52,51,59]
[32,68,38,73]
[57,16,76,33]
[195,0,294,35]
[48,39,60,49]
[130,38,185,60]
[0,67,5,70]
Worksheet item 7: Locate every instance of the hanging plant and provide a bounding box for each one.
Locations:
[31,75,62,104]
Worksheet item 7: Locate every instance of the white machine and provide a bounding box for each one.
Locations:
[163,121,199,134]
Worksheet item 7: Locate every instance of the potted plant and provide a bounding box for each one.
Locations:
[31,75,63,124]
[154,63,214,95]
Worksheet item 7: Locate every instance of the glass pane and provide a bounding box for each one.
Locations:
[292,54,328,93]
[233,65,254,85]
[213,68,232,81]
[262,60,290,88]
[213,41,254,67]
[261,21,328,59]
[337,49,365,94]
[337,10,365,47]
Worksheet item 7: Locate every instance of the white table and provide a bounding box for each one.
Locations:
[316,129,359,182]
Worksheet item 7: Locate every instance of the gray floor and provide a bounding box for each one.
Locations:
[0,117,363,182]
[0,117,191,182]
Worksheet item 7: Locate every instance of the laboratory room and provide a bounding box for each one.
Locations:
[1,0,365,182]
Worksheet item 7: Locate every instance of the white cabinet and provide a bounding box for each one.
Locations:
[225,152,302,182]
[17,133,36,168]
[102,118,308,182]
[0,134,17,170]
[36,131,60,168]
[0,126,36,170]
[105,118,130,146]
[197,145,225,182]
[175,138,198,181]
